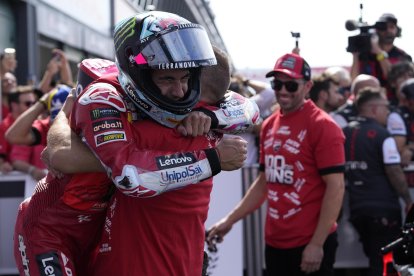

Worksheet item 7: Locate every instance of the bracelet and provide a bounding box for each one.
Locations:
[27,165,35,175]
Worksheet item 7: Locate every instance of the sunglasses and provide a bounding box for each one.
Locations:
[338,86,351,95]
[20,101,35,107]
[271,79,302,93]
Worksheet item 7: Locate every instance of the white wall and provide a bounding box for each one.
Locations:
[205,169,244,276]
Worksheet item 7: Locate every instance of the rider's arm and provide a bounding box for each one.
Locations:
[72,83,230,197]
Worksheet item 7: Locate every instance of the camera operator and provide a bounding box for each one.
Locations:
[350,13,412,106]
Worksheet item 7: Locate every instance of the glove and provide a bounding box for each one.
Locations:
[197,91,262,134]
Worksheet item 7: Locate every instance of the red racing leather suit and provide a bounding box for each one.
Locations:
[13,74,221,276]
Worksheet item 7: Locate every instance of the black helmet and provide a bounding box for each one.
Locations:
[114,11,217,127]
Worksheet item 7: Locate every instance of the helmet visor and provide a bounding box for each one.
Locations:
[136,26,217,68]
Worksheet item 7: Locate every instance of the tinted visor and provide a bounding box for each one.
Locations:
[138,26,217,68]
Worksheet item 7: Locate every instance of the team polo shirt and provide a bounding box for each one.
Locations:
[344,117,402,216]
[260,100,345,248]
[331,101,357,128]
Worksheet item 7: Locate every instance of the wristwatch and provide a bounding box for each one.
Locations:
[376,51,389,61]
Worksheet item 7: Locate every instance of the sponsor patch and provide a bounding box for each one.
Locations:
[90,108,121,120]
[157,61,197,70]
[221,108,244,118]
[123,83,152,112]
[92,119,123,133]
[79,83,126,111]
[36,252,63,276]
[219,96,245,109]
[155,153,196,170]
[18,235,30,276]
[160,164,203,184]
[95,131,126,147]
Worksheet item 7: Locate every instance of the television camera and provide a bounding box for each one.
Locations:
[345,3,387,53]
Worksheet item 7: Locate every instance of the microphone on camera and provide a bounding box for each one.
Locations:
[345,20,359,31]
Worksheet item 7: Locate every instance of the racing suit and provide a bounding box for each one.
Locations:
[14,74,221,276]
[91,118,221,276]
[14,70,259,275]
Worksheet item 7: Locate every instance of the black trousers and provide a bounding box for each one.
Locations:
[350,214,402,276]
[265,231,338,276]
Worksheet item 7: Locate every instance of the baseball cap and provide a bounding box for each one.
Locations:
[378,13,398,24]
[265,53,311,80]
[401,78,414,100]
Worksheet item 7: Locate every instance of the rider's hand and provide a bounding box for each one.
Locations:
[177,111,211,137]
[216,136,247,171]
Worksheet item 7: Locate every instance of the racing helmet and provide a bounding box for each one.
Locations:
[114,11,217,127]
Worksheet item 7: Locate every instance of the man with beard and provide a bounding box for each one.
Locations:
[350,13,412,105]
[308,73,344,113]
[207,53,345,275]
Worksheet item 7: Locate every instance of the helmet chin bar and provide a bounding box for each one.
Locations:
[118,70,187,128]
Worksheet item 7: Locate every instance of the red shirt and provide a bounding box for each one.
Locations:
[15,75,221,276]
[67,75,221,275]
[8,117,49,169]
[32,118,50,146]
[10,144,46,169]
[2,103,9,121]
[0,113,15,161]
[260,100,345,248]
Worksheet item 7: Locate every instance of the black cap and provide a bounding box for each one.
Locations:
[378,13,398,24]
[401,78,414,99]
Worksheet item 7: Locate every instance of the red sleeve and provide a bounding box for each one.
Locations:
[71,82,221,197]
[0,124,9,160]
[32,118,50,146]
[312,115,345,171]
[9,145,31,163]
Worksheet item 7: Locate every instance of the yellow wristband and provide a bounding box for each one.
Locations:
[376,51,389,61]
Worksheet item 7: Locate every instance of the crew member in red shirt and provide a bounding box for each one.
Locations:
[208,53,345,275]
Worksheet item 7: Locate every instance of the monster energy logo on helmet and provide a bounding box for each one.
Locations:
[114,17,136,52]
